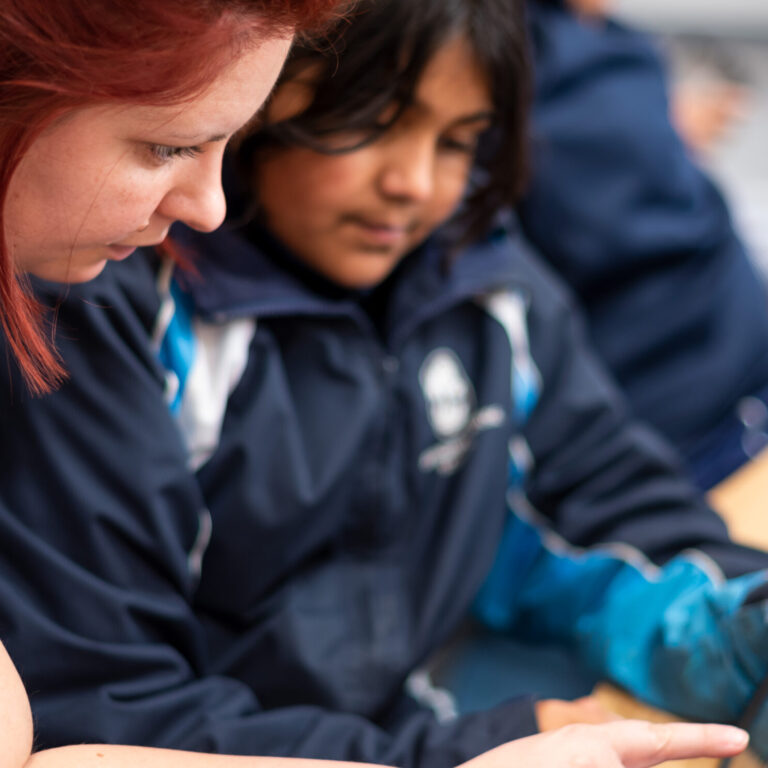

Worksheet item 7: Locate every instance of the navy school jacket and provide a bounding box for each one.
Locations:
[521,0,768,466]
[2,225,768,762]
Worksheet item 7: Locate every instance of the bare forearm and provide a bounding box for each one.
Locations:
[26,748,390,768]
[0,642,33,768]
[25,721,751,768]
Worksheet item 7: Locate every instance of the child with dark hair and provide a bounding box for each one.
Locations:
[0,0,765,766]
[521,0,768,490]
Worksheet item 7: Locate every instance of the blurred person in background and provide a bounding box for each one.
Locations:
[523,0,767,489]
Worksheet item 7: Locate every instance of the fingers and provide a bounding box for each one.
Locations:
[536,696,623,731]
[672,81,751,153]
[459,719,749,768]
[572,696,624,724]
[603,720,749,768]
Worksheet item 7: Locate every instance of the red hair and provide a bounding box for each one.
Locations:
[0,0,343,394]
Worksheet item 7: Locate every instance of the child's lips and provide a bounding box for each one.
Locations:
[347,215,417,247]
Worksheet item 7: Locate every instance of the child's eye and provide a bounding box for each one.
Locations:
[440,136,479,155]
[147,143,204,163]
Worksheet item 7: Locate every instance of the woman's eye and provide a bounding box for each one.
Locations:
[147,143,204,163]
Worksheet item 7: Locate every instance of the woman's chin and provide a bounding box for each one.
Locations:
[67,260,111,284]
[21,242,142,285]
[27,259,108,286]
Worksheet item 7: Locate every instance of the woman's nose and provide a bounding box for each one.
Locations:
[158,153,227,233]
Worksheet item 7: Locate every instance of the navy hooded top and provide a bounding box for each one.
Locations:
[520,0,768,471]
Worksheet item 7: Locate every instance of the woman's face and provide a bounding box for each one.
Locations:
[6,34,292,283]
[256,35,493,289]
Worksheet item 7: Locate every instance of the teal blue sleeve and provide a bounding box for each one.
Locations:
[475,495,768,729]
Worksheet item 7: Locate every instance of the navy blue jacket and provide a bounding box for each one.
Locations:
[2,226,768,762]
[521,1,768,469]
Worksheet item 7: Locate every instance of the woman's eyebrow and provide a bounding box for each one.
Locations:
[166,131,229,143]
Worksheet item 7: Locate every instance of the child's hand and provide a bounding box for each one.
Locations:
[458,721,748,768]
[672,81,750,155]
[536,695,622,731]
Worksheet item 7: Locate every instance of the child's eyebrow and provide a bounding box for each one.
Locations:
[449,111,495,127]
[408,94,495,127]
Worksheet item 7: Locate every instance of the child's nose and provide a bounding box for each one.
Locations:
[378,138,435,202]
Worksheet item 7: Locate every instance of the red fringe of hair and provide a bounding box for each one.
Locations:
[0,0,345,394]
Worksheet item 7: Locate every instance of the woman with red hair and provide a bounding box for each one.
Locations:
[0,0,342,395]
[0,0,339,765]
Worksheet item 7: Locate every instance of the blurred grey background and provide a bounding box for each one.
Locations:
[614,1,768,275]
[615,1,768,36]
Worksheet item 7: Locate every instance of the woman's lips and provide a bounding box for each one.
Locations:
[106,245,137,261]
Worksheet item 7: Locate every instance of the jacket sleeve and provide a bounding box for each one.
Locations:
[0,261,536,767]
[0,498,535,764]
[518,244,768,577]
[475,245,768,753]
[519,4,768,456]
[475,500,768,731]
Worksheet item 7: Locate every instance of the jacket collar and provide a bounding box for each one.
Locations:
[170,219,524,345]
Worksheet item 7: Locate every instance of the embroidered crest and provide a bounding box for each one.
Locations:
[420,349,476,440]
[418,348,505,476]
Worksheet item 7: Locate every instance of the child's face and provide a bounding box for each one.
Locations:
[256,35,493,289]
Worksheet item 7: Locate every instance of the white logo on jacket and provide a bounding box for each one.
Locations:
[418,348,505,476]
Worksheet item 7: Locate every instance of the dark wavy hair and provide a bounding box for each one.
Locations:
[240,0,531,248]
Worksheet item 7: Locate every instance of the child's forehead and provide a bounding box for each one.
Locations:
[411,35,493,113]
[272,33,492,122]
[267,70,320,124]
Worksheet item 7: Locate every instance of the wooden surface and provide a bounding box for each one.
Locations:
[591,448,768,768]
[709,447,768,551]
